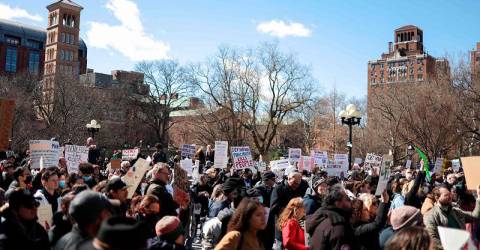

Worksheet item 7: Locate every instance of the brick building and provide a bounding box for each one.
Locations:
[472,42,480,79]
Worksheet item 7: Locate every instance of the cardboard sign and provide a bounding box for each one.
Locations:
[299,156,314,172]
[181,144,196,159]
[460,156,480,190]
[375,159,392,195]
[433,158,444,175]
[451,159,461,172]
[0,99,15,151]
[213,141,228,168]
[122,148,139,161]
[438,226,476,250]
[231,146,254,170]
[29,140,60,169]
[364,153,383,170]
[180,158,193,175]
[37,204,53,229]
[312,150,328,167]
[122,158,149,198]
[111,159,121,169]
[288,148,302,164]
[173,163,191,192]
[64,145,88,174]
[256,161,267,172]
[334,153,349,173]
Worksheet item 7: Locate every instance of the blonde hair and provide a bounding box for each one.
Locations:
[277,197,304,230]
[358,193,376,208]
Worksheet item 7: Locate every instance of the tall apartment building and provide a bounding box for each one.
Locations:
[472,42,480,80]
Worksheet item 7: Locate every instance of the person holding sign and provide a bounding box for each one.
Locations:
[424,184,480,250]
[0,188,50,250]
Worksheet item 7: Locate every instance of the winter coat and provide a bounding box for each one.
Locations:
[34,188,61,214]
[390,193,404,210]
[306,206,357,250]
[424,200,480,250]
[254,181,273,208]
[282,219,307,250]
[353,201,390,250]
[404,171,425,209]
[54,224,92,250]
[214,230,265,250]
[147,236,187,250]
[146,179,179,218]
[202,217,222,250]
[0,208,50,250]
[421,195,435,215]
[303,193,323,215]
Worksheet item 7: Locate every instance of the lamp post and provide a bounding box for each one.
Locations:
[86,120,101,139]
[339,104,362,169]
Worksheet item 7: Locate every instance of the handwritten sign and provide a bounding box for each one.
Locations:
[122,158,149,198]
[231,146,254,170]
[213,141,228,169]
[288,148,302,164]
[375,157,392,195]
[173,163,191,192]
[364,153,383,170]
[37,204,53,229]
[334,154,349,173]
[29,140,60,169]
[180,158,193,175]
[325,163,346,177]
[181,144,196,159]
[433,158,444,175]
[451,159,461,172]
[299,156,314,172]
[312,150,328,167]
[0,99,15,151]
[65,145,88,174]
[122,148,139,161]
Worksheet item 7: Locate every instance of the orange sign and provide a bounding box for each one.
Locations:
[0,99,15,151]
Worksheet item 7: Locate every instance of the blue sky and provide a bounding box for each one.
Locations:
[1,0,479,97]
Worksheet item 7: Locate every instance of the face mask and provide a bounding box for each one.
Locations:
[59,180,66,189]
[257,196,264,204]
[24,175,33,184]
[83,176,92,182]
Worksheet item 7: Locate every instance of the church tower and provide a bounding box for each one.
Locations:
[43,0,83,102]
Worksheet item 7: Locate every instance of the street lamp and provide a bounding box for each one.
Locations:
[86,120,101,139]
[339,104,362,169]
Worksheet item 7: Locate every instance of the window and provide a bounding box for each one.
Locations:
[417,74,423,81]
[5,36,20,46]
[28,51,40,74]
[477,56,480,62]
[63,14,75,27]
[5,47,17,72]
[70,34,75,45]
[61,33,65,43]
[26,39,42,49]
[60,50,65,60]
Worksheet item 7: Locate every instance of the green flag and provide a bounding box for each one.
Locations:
[415,146,431,181]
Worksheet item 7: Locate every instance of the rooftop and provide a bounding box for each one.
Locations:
[395,25,422,31]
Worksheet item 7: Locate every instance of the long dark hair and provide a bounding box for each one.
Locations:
[227,198,263,232]
[385,226,431,250]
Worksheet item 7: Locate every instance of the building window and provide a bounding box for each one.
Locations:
[63,14,75,27]
[5,47,17,72]
[417,74,423,81]
[61,33,66,43]
[26,39,42,49]
[5,36,20,46]
[28,51,40,74]
[60,50,65,60]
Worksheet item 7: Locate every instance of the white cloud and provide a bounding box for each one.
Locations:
[86,0,169,61]
[257,20,311,38]
[0,3,43,22]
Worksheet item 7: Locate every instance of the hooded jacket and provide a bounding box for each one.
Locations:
[306,206,356,250]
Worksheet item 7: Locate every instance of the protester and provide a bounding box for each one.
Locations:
[384,226,432,250]
[214,198,266,250]
[378,205,424,248]
[49,193,75,245]
[34,168,61,214]
[136,195,161,238]
[277,197,307,250]
[8,166,32,191]
[147,216,187,250]
[0,162,15,190]
[146,163,179,218]
[303,175,329,215]
[0,188,50,250]
[254,171,276,208]
[205,145,215,163]
[104,177,129,216]
[152,143,167,164]
[86,137,100,165]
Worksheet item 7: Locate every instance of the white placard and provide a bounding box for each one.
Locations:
[181,144,196,159]
[213,141,228,168]
[29,140,60,169]
[231,146,254,170]
[64,145,88,174]
[299,156,314,172]
[354,158,363,164]
[405,159,412,169]
[312,150,328,167]
[270,159,290,170]
[122,158,149,199]
[325,163,346,177]
[434,158,444,175]
[375,160,392,195]
[438,226,475,250]
[334,153,349,173]
[288,148,302,164]
[451,159,461,172]
[180,158,193,175]
[37,204,53,229]
[364,153,383,170]
[122,148,139,161]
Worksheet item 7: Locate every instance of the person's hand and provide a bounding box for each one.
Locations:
[380,189,389,203]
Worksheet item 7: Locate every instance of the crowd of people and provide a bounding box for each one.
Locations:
[0,137,479,250]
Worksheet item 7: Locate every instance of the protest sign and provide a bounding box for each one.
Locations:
[64,145,89,174]
[375,158,392,195]
[180,158,193,175]
[288,148,302,164]
[256,161,267,172]
[299,156,314,172]
[312,150,328,167]
[29,140,60,169]
[181,144,196,159]
[364,153,383,170]
[213,141,228,168]
[433,158,444,175]
[270,159,290,170]
[122,148,139,161]
[405,159,412,169]
[37,204,53,229]
[354,158,363,165]
[0,99,15,151]
[193,160,200,180]
[111,159,121,169]
[325,163,346,177]
[438,226,475,250]
[231,146,254,170]
[460,156,480,190]
[173,163,191,192]
[122,158,149,199]
[451,159,461,172]
[334,153,349,173]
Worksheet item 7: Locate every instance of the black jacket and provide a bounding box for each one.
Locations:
[147,236,187,250]
[353,202,390,250]
[54,224,92,250]
[254,182,273,208]
[306,206,357,250]
[270,179,309,217]
[0,208,49,250]
[404,171,425,209]
[146,179,178,218]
